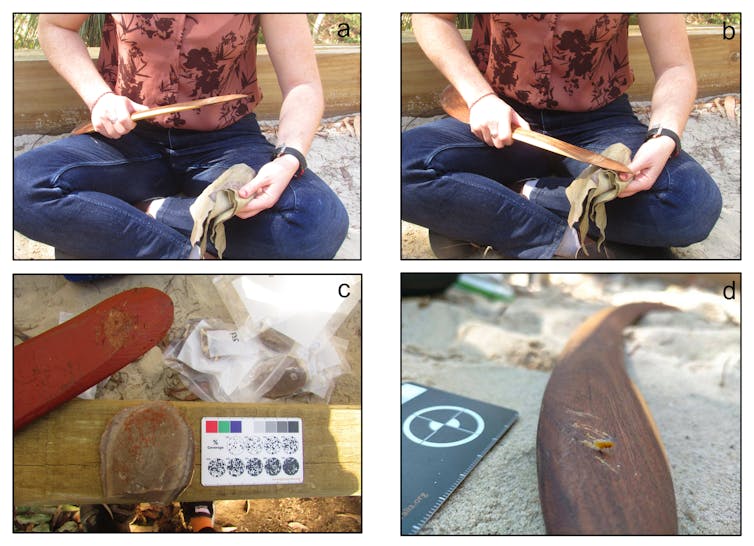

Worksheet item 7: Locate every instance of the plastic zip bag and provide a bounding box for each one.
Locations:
[164,318,350,403]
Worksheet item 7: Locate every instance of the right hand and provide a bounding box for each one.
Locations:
[468,94,530,148]
[90,92,150,139]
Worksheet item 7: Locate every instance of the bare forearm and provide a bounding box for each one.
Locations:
[648,66,696,136]
[38,15,112,109]
[412,14,492,107]
[639,14,696,136]
[276,82,323,155]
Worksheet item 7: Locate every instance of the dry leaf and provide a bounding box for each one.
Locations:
[724,95,736,122]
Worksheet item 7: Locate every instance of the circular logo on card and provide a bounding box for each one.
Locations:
[402,405,485,448]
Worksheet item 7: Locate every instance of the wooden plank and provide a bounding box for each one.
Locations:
[13,45,360,135]
[14,399,361,504]
[402,26,740,116]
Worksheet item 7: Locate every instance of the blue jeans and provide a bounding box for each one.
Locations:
[402,94,722,258]
[14,115,349,259]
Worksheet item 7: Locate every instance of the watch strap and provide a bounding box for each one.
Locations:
[645,125,681,157]
[272,145,307,177]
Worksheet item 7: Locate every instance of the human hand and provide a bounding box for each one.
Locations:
[468,94,531,148]
[617,136,676,197]
[234,155,299,219]
[90,93,150,139]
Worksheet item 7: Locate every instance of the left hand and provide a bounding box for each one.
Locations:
[234,155,299,219]
[618,136,676,197]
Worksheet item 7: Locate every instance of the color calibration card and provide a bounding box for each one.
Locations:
[401,383,518,535]
[201,417,303,486]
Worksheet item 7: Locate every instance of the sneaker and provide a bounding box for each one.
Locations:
[180,502,215,532]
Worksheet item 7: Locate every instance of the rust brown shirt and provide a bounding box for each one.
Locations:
[470,14,633,111]
[97,14,261,130]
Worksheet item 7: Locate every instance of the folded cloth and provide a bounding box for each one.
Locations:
[565,143,632,255]
[189,164,256,258]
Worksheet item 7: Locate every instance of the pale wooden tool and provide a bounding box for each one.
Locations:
[440,85,633,174]
[72,94,249,135]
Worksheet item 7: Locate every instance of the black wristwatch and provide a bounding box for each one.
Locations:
[645,125,681,158]
[272,144,307,178]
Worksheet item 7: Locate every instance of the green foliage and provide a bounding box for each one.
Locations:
[401,13,742,31]
[309,13,361,44]
[79,14,106,46]
[456,14,474,29]
[13,14,106,48]
[401,14,412,31]
[13,14,40,48]
[687,13,740,25]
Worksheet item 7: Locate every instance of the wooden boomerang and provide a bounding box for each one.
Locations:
[440,85,632,174]
[13,288,174,432]
[537,303,678,534]
[72,94,249,135]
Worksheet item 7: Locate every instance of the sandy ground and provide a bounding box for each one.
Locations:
[401,273,740,534]
[401,96,741,259]
[13,115,361,259]
[13,274,361,533]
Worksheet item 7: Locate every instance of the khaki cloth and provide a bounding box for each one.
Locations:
[565,143,632,254]
[189,164,256,259]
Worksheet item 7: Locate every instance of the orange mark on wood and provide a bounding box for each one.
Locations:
[102,308,136,350]
[582,438,614,453]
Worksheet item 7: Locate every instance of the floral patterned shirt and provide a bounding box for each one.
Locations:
[97,14,261,130]
[469,14,633,111]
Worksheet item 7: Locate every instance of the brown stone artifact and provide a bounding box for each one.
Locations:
[100,401,195,504]
[263,356,308,399]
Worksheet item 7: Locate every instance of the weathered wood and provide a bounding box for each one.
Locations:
[536,303,677,534]
[13,45,360,135]
[402,26,740,116]
[14,288,173,432]
[14,399,361,504]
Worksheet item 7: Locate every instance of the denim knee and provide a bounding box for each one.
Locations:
[301,188,349,258]
[654,160,723,247]
[227,176,349,259]
[13,151,52,236]
[401,126,428,183]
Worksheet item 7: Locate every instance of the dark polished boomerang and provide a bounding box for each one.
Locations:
[536,302,678,534]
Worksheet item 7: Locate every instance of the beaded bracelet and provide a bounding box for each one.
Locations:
[468,91,496,111]
[89,90,114,111]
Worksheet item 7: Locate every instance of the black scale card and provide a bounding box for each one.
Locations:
[401,382,518,535]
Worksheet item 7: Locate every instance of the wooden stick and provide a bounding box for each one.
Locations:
[439,85,633,173]
[71,94,249,135]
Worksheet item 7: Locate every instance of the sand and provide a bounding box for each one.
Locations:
[401,274,740,534]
